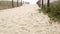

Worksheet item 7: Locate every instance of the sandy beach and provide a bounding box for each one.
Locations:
[0,4,60,34]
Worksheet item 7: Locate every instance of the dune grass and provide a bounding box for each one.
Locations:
[39,1,60,23]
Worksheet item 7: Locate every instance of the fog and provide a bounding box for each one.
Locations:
[0,0,58,4]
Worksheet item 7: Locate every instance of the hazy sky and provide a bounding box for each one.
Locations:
[0,0,38,4]
[0,0,58,4]
[23,0,38,4]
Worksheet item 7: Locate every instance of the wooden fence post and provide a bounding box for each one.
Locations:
[42,0,43,8]
[21,0,22,6]
[47,0,50,12]
[12,0,14,8]
[47,0,50,8]
[17,0,19,7]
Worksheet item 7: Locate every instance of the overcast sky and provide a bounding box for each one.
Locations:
[23,0,58,4]
[0,0,38,4]
[23,0,38,4]
[0,0,58,4]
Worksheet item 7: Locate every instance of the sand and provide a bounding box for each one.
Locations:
[0,4,60,34]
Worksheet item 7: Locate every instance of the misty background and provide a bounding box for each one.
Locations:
[0,0,58,4]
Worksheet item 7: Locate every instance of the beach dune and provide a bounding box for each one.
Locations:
[0,4,60,34]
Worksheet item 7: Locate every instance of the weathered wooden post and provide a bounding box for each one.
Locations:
[42,0,43,8]
[17,0,19,7]
[37,0,42,7]
[47,0,50,8]
[21,0,22,6]
[47,0,50,12]
[12,0,14,8]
